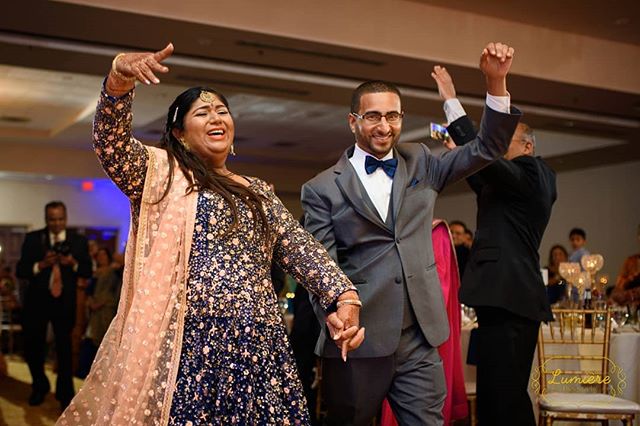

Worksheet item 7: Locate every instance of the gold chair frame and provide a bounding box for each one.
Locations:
[535,308,638,425]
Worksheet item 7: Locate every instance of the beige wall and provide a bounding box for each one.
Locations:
[434,160,640,280]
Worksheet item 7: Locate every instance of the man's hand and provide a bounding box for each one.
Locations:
[58,254,77,267]
[443,137,456,151]
[479,42,514,96]
[37,251,57,270]
[431,66,456,101]
[326,313,365,362]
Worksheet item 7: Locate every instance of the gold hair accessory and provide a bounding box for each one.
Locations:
[199,90,217,104]
[229,144,236,156]
[111,53,136,83]
[336,299,362,308]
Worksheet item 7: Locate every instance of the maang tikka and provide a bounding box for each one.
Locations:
[200,91,216,104]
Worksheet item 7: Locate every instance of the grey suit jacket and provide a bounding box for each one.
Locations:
[302,106,521,358]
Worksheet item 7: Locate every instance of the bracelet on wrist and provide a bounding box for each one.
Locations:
[336,299,362,308]
[111,53,136,83]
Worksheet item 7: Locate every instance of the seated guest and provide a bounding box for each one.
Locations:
[546,244,568,305]
[610,254,640,305]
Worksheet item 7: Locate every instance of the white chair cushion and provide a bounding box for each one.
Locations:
[540,392,640,414]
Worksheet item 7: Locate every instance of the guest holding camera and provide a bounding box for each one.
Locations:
[16,201,92,410]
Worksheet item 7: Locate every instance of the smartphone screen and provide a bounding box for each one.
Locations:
[430,122,450,141]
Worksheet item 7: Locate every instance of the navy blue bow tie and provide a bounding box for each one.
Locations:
[364,156,397,178]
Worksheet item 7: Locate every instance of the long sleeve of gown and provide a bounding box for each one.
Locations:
[92,87,149,223]
[268,187,355,311]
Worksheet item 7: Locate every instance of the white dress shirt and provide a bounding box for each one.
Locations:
[349,144,394,222]
[444,93,511,124]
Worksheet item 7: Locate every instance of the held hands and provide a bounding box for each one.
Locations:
[326,290,365,361]
[479,42,514,96]
[107,43,174,95]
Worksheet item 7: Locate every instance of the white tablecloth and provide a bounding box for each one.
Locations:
[461,325,640,425]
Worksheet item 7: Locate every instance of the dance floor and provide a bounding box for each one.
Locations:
[0,355,84,426]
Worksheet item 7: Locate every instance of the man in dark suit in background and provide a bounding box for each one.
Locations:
[16,201,92,410]
[303,42,521,426]
[432,66,556,426]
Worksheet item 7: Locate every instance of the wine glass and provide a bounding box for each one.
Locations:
[612,305,630,328]
[559,262,581,307]
[581,254,604,296]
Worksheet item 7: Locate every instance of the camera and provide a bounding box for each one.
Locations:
[52,240,71,256]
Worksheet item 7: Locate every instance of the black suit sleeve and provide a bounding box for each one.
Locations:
[446,115,484,194]
[16,232,45,280]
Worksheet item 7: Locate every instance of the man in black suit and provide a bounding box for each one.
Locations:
[16,201,92,409]
[432,66,556,426]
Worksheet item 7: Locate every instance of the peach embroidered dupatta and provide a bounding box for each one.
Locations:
[58,146,196,426]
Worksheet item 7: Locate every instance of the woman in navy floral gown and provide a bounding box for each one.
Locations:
[58,44,364,426]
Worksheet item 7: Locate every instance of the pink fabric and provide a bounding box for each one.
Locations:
[380,220,468,425]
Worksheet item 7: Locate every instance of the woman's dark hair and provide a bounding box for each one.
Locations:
[547,244,568,267]
[158,87,269,239]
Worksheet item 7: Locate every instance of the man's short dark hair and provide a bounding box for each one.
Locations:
[569,227,586,239]
[45,201,67,215]
[351,80,402,113]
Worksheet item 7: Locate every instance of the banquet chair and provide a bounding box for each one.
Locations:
[535,308,640,425]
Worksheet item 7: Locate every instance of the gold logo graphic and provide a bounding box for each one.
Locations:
[531,356,627,402]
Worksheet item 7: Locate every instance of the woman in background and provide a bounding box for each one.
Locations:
[546,244,568,305]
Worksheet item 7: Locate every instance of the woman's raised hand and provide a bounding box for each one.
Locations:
[109,43,174,86]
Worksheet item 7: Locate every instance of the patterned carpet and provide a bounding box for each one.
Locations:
[0,355,83,426]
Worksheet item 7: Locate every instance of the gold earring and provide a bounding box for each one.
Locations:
[179,138,190,151]
[230,144,236,156]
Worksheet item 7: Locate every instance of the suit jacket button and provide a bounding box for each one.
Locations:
[395,276,402,284]
[395,237,400,244]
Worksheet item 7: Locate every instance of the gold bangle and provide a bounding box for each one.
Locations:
[111,53,136,82]
[336,299,362,308]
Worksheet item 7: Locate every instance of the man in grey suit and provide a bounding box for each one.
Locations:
[301,42,521,426]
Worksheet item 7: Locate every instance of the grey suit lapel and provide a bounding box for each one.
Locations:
[390,149,408,225]
[334,149,391,234]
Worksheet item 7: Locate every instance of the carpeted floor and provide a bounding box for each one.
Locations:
[0,355,83,426]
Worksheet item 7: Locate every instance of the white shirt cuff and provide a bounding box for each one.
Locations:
[33,262,40,275]
[486,92,510,114]
[443,99,466,124]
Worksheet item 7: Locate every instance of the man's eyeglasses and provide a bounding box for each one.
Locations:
[351,111,404,124]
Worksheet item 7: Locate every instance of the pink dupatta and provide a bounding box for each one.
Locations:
[58,147,197,425]
[380,220,468,425]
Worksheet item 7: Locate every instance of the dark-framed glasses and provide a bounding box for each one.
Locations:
[351,111,404,124]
